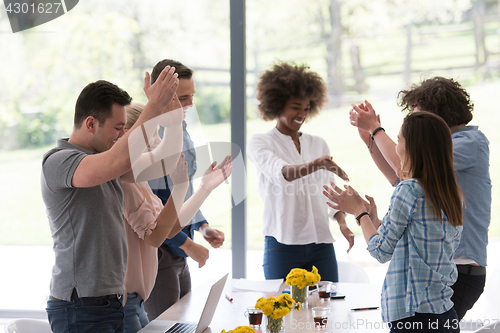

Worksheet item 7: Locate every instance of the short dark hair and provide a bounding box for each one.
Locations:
[151,59,193,84]
[74,80,132,128]
[398,76,473,127]
[256,61,328,121]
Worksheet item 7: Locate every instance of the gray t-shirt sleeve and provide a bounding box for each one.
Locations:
[42,149,86,190]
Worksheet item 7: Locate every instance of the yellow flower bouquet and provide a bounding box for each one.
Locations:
[221,326,256,333]
[285,266,321,304]
[255,293,300,333]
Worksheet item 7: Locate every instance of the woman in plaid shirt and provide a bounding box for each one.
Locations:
[324,112,463,332]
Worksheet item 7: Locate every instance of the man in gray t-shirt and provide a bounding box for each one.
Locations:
[42,67,179,333]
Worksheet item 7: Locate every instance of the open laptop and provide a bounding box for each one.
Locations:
[139,273,229,333]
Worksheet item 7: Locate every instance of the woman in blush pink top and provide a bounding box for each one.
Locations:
[121,102,232,333]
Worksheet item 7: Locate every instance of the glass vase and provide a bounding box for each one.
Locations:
[266,315,284,333]
[291,285,308,306]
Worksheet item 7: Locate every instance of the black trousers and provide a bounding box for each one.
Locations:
[143,244,191,321]
[390,308,459,333]
[450,265,486,320]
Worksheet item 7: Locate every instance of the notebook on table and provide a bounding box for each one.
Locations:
[139,273,229,333]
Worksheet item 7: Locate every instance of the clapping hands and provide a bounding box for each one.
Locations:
[323,182,366,216]
[315,154,349,181]
[170,153,188,186]
[143,65,179,110]
[200,155,233,192]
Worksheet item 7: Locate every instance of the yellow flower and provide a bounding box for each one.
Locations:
[296,302,301,311]
[255,297,267,309]
[261,304,274,316]
[312,266,321,282]
[283,294,294,307]
[234,326,256,333]
[221,326,256,333]
[285,267,321,287]
[254,293,299,320]
[272,308,284,319]
[278,293,290,303]
[280,306,290,316]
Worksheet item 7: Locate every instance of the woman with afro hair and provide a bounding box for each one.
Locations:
[247,61,352,281]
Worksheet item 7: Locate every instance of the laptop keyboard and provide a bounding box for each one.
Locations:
[165,323,197,333]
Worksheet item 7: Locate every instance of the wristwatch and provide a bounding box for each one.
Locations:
[355,212,370,226]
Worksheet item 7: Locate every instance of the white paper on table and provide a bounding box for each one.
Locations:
[232,279,284,292]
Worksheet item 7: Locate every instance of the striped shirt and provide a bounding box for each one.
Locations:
[367,179,462,323]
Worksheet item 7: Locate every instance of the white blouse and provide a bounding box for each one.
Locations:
[247,127,340,245]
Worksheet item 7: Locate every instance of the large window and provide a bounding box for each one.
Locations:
[0,0,499,320]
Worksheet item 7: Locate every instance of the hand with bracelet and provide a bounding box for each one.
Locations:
[349,100,382,134]
[349,100,400,185]
[322,182,380,244]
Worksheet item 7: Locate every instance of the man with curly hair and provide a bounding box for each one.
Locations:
[247,61,351,282]
[349,76,491,320]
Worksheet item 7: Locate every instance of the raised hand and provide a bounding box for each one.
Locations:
[350,100,381,134]
[143,65,179,110]
[200,155,233,192]
[323,182,366,216]
[315,154,349,181]
[364,195,379,222]
[170,153,188,187]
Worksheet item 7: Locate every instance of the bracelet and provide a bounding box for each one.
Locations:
[371,126,385,137]
[368,127,385,153]
[355,212,370,226]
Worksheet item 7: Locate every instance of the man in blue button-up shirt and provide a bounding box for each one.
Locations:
[144,59,225,321]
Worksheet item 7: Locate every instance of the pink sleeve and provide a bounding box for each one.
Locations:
[122,182,158,240]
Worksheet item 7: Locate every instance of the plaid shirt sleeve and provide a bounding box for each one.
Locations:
[367,182,416,263]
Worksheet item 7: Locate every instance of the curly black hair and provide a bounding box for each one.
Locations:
[397,76,473,127]
[256,61,328,121]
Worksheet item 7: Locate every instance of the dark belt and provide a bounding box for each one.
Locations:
[50,289,122,301]
[457,264,486,276]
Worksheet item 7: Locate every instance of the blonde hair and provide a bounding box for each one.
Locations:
[125,102,145,130]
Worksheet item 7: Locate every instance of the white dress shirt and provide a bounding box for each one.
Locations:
[247,127,340,245]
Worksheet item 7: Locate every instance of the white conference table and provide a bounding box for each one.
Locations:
[143,278,388,333]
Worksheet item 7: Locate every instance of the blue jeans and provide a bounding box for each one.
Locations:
[123,293,149,333]
[263,236,338,282]
[46,294,124,333]
[390,308,460,332]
